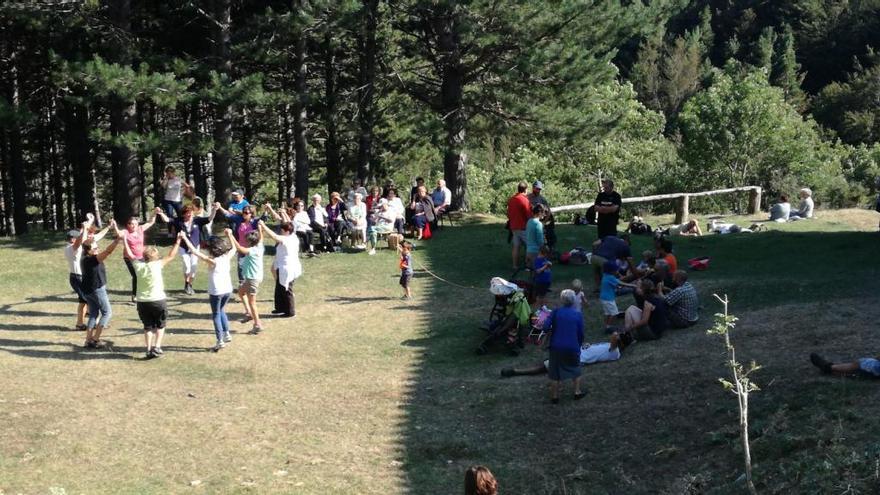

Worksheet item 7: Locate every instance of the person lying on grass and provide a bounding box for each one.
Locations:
[500,332,624,378]
[65,213,111,331]
[544,289,586,404]
[81,221,122,349]
[180,233,236,351]
[225,228,265,334]
[811,353,880,378]
[123,233,181,359]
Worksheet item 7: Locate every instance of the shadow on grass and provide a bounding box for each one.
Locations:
[398,220,880,493]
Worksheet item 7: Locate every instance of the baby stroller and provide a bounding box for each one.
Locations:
[477,277,533,356]
[526,306,552,346]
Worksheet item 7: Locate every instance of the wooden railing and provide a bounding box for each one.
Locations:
[550,186,762,224]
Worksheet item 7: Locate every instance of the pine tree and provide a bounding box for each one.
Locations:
[771,24,806,112]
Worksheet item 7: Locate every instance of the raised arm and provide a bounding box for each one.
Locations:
[161,235,183,266]
[264,203,282,221]
[96,237,122,263]
[225,228,250,256]
[258,220,281,243]
[154,206,171,224]
[140,208,160,231]
[213,202,231,218]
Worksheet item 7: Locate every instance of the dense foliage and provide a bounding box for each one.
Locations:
[1,0,879,234]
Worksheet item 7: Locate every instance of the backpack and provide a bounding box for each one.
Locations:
[629,221,652,235]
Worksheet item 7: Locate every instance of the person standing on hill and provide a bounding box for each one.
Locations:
[594,179,622,239]
[506,181,531,271]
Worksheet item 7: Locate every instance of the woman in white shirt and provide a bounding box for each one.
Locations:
[386,188,406,235]
[181,233,236,351]
[259,220,302,318]
[349,193,368,249]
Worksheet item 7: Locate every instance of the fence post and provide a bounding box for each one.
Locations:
[747,187,762,215]
[674,194,689,224]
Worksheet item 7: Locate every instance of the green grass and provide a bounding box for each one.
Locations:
[1,208,879,494]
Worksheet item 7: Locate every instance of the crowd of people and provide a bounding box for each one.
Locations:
[63,166,454,358]
[504,177,702,402]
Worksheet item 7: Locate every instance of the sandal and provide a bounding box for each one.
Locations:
[574,391,588,400]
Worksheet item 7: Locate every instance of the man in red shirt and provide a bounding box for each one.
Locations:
[507,181,531,270]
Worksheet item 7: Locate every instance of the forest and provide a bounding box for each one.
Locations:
[1,0,879,235]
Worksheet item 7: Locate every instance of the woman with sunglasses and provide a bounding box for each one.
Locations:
[213,201,264,283]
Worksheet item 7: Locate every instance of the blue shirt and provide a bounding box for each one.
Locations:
[595,235,631,261]
[533,256,551,285]
[599,273,620,302]
[525,217,544,254]
[548,306,584,354]
[401,253,413,275]
[174,217,211,253]
[228,198,250,212]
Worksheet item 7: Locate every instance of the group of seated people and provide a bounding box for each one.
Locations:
[770,188,815,222]
[258,177,453,256]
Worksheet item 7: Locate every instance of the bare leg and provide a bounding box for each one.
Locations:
[92,325,105,342]
[143,330,152,351]
[502,363,548,376]
[512,244,521,270]
[624,305,642,329]
[76,303,87,327]
[549,380,560,401]
[239,286,252,320]
[154,328,165,349]
[247,294,261,328]
[831,362,861,374]
[573,376,583,395]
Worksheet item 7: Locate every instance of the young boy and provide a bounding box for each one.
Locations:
[399,241,414,300]
[532,245,552,308]
[227,229,265,334]
[599,260,635,332]
[571,279,587,313]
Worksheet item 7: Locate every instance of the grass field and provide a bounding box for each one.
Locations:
[1,209,879,494]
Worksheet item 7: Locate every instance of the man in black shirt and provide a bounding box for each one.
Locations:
[594,179,622,239]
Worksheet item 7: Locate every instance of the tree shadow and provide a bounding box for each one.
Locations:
[325,295,395,305]
[398,221,880,493]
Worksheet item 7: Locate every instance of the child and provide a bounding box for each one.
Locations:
[532,245,552,308]
[571,278,587,313]
[399,241,414,300]
[125,235,181,359]
[524,204,545,269]
[599,260,635,332]
[181,233,236,351]
[227,228,265,334]
[656,238,677,273]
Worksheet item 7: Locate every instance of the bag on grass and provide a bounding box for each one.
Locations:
[387,233,403,250]
[687,256,711,271]
[422,222,433,239]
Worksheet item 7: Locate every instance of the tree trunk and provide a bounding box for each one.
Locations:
[281,104,294,200]
[190,102,207,200]
[136,101,148,215]
[149,103,165,207]
[292,0,310,199]
[0,130,11,236]
[240,108,253,200]
[39,107,51,229]
[212,0,234,203]
[62,101,96,222]
[356,0,379,183]
[7,50,28,234]
[436,10,468,211]
[50,99,65,230]
[323,31,342,195]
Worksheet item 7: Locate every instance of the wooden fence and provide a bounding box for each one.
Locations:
[550,186,762,224]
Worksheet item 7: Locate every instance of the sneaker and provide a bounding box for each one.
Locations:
[152,347,164,356]
[212,342,225,352]
[92,340,107,349]
[240,315,253,324]
[223,333,232,343]
[500,368,515,378]
[185,283,194,295]
[810,353,832,374]
[145,351,155,359]
[368,248,376,256]
[248,325,263,335]
[84,340,97,349]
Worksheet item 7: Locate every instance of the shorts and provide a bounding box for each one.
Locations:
[136,300,167,331]
[69,273,86,303]
[591,254,608,269]
[600,299,619,317]
[399,272,413,288]
[858,358,880,377]
[547,350,581,381]
[240,278,261,295]
[511,230,527,247]
[533,282,550,297]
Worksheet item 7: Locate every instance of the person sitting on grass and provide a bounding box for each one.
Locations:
[811,353,880,378]
[464,465,498,495]
[501,332,624,378]
[656,238,677,273]
[622,279,668,342]
[399,240,414,300]
[65,213,110,331]
[769,194,791,222]
[525,204,546,269]
[532,245,552,309]
[788,188,814,220]
[600,260,636,333]
[259,220,302,318]
[225,228,265,334]
[665,270,699,328]
[81,221,122,349]
[180,234,236,351]
[545,289,586,404]
[124,233,181,359]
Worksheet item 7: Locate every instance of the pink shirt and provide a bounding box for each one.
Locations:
[125,227,145,259]
[237,221,255,246]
